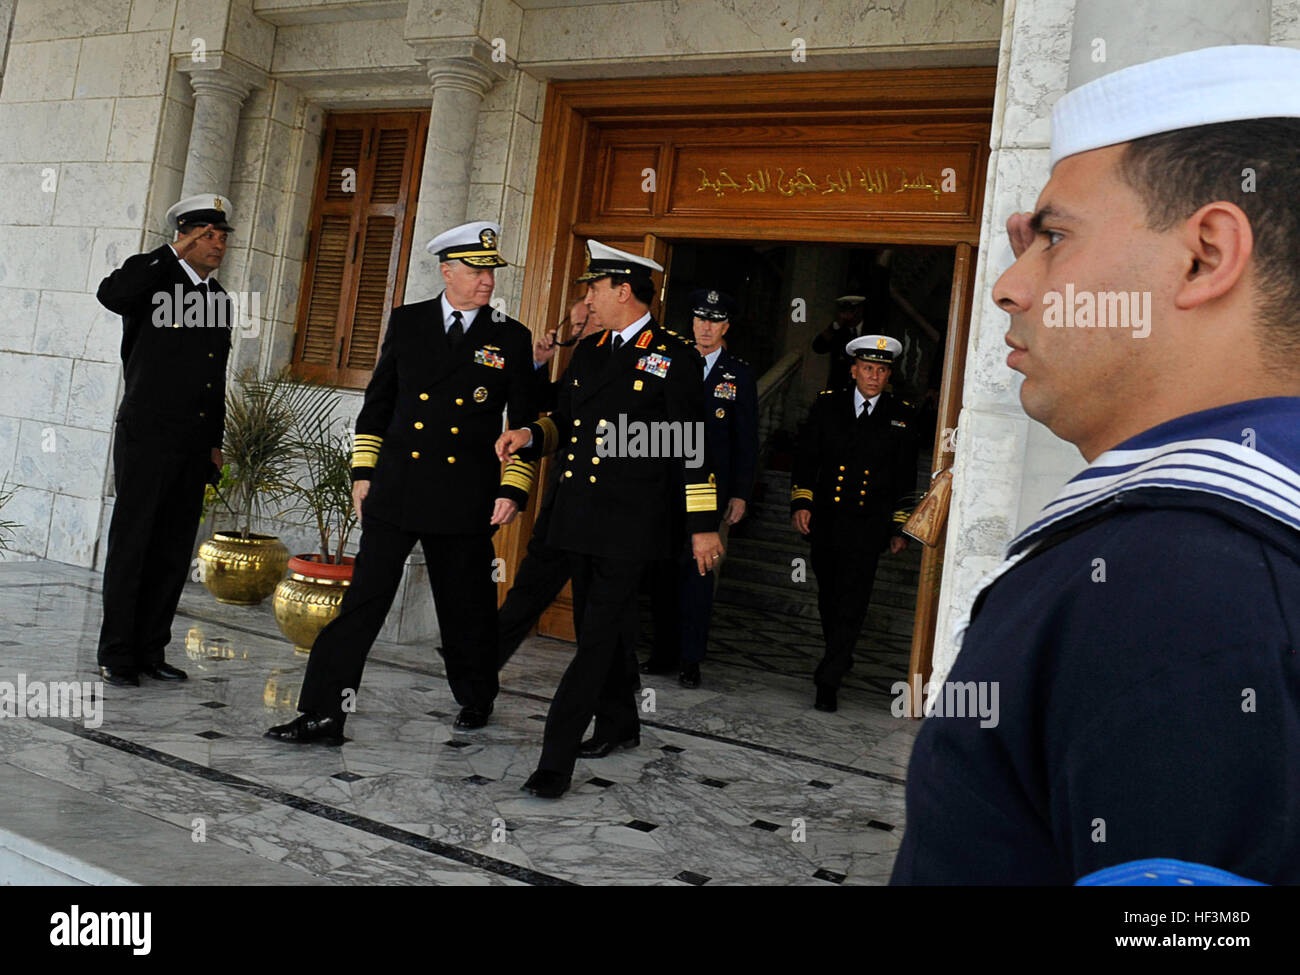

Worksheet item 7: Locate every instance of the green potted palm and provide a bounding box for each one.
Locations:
[197,369,324,604]
[271,404,360,653]
[0,478,20,553]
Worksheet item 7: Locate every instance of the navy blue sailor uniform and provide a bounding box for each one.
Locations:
[96,236,232,672]
[517,319,718,775]
[650,346,759,665]
[891,398,1300,885]
[295,295,538,719]
[791,387,919,691]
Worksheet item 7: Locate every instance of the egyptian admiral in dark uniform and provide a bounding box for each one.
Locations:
[267,221,537,744]
[496,241,724,797]
[95,194,236,687]
[791,335,919,712]
[645,288,758,687]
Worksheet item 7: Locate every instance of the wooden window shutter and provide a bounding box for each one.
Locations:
[292,111,429,388]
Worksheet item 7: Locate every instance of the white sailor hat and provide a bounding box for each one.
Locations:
[166,194,234,232]
[847,334,902,364]
[1050,44,1300,169]
[576,240,664,283]
[426,220,507,267]
[835,294,866,305]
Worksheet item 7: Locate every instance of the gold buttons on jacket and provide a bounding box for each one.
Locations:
[567,453,575,461]
[589,475,597,483]
[591,457,600,465]
[454,397,463,405]
[837,475,843,481]
[450,426,459,434]
[447,456,455,464]
[595,437,603,445]
[420,393,429,401]
[564,471,573,478]
[208,353,214,359]
[199,411,206,418]
[411,451,420,459]
[413,421,424,430]
[570,436,578,444]
[205,383,212,389]
[838,465,845,471]
[834,497,841,503]
[573,419,581,426]
[860,490,866,495]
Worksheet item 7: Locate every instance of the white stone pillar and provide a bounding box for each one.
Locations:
[177,56,266,197]
[932,0,1275,688]
[407,41,505,297]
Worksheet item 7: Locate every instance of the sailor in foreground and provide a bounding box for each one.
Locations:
[95,194,235,687]
[267,221,537,744]
[644,288,758,688]
[893,45,1300,884]
[495,241,723,798]
[791,335,919,713]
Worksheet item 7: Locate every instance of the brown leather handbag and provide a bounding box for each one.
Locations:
[901,467,953,546]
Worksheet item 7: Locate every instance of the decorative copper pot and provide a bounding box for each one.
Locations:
[272,555,354,654]
[197,532,290,605]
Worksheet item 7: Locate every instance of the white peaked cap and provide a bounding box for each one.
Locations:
[1050,45,1300,169]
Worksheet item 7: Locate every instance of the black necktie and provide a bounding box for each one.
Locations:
[448,310,464,350]
[859,400,872,421]
[611,334,624,356]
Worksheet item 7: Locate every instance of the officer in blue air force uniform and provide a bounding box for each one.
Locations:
[95,194,235,687]
[791,334,919,713]
[267,221,538,744]
[495,241,724,798]
[645,288,758,688]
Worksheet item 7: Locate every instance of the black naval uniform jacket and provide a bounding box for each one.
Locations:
[97,244,231,448]
[790,388,919,550]
[703,347,758,506]
[519,320,719,561]
[350,297,538,534]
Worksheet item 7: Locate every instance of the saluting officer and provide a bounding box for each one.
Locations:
[644,288,758,688]
[791,335,919,713]
[496,241,724,798]
[267,220,538,744]
[95,194,236,687]
[810,295,867,390]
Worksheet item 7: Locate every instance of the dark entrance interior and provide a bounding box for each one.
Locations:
[637,240,956,699]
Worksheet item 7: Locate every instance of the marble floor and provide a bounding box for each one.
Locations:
[0,559,918,886]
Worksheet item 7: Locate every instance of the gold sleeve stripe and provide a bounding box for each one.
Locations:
[536,416,558,455]
[685,481,717,513]
[893,509,910,523]
[352,433,383,468]
[501,458,537,492]
[791,488,813,502]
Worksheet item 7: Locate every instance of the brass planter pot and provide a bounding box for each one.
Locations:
[197,532,290,605]
[273,555,354,654]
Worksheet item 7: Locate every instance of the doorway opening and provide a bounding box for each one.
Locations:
[637,239,955,698]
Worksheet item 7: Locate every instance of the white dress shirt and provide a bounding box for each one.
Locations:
[440,292,482,332]
[854,389,882,418]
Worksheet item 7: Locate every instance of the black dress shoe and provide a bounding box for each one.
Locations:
[639,656,677,675]
[454,705,492,730]
[141,662,188,681]
[578,734,640,758]
[99,665,139,687]
[678,662,701,688]
[265,712,347,745]
[522,769,571,798]
[814,686,838,713]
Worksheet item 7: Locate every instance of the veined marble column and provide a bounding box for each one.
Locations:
[1068,0,1270,85]
[407,42,504,296]
[177,56,266,198]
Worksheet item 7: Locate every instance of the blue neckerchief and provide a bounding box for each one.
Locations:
[1009,397,1300,557]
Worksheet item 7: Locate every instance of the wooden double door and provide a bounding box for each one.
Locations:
[495,67,993,692]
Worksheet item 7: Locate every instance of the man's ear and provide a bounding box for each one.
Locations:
[1173,201,1254,311]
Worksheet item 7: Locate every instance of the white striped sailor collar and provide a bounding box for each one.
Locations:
[951,397,1300,658]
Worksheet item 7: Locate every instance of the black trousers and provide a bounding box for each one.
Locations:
[648,544,715,665]
[497,499,570,669]
[538,553,641,775]
[810,539,882,690]
[97,419,210,669]
[297,514,499,718]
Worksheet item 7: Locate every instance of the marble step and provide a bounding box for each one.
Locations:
[715,578,918,637]
[0,763,329,886]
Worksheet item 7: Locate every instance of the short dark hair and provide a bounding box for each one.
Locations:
[1117,118,1300,366]
[607,273,656,307]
